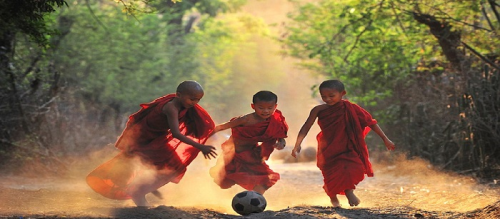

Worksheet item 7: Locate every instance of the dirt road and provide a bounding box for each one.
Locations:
[0,149,499,218]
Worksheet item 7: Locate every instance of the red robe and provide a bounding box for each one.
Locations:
[316,100,376,196]
[210,110,288,191]
[86,94,215,200]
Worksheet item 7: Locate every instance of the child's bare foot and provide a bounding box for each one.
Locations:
[330,195,341,208]
[345,189,360,206]
[132,195,150,207]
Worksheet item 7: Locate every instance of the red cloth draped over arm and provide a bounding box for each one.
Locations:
[316,100,376,176]
[344,100,377,176]
[209,110,288,190]
[231,110,288,160]
[315,100,376,196]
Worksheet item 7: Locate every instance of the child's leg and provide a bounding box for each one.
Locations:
[329,195,341,207]
[131,194,149,207]
[130,180,168,206]
[129,181,153,207]
[345,189,360,206]
[151,190,163,199]
[253,185,267,195]
[128,169,174,207]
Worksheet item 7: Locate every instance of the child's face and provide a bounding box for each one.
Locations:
[176,90,204,108]
[251,100,277,119]
[320,88,345,106]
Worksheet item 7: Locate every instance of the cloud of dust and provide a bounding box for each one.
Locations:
[358,154,499,212]
[5,0,498,217]
[146,152,499,214]
[134,0,327,213]
[196,0,325,150]
[3,136,497,216]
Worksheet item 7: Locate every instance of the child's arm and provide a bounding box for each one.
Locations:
[292,106,320,158]
[213,116,248,133]
[163,103,217,159]
[368,124,395,151]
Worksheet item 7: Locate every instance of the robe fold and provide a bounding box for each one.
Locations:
[86,94,215,200]
[210,110,288,191]
[316,100,376,196]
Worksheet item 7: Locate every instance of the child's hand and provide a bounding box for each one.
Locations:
[199,145,217,159]
[291,146,301,158]
[274,138,286,150]
[384,139,396,151]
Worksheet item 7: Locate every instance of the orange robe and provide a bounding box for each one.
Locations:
[316,100,376,196]
[86,94,214,200]
[210,110,288,191]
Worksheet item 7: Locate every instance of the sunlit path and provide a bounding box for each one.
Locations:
[0,153,498,218]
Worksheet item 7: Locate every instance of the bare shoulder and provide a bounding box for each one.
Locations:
[161,100,178,115]
[311,104,329,114]
[221,113,250,128]
[237,113,253,126]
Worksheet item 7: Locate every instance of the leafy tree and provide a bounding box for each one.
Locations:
[283,0,499,104]
[0,0,67,137]
[189,13,281,121]
[282,0,500,177]
[0,0,256,172]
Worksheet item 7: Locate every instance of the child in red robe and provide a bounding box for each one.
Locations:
[292,80,395,207]
[209,91,288,195]
[86,81,217,206]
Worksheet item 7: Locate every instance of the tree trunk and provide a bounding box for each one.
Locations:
[412,12,466,72]
[0,31,30,137]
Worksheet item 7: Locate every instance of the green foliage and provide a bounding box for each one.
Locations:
[1,0,261,164]
[44,0,273,119]
[189,13,281,121]
[0,0,68,46]
[283,0,499,120]
[285,1,496,93]
[283,0,500,177]
[191,0,248,16]
[284,0,417,107]
[52,2,172,111]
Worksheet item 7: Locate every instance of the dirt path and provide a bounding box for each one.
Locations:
[0,151,499,219]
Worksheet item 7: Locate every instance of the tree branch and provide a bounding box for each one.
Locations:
[390,2,407,36]
[481,2,496,31]
[20,55,41,79]
[341,1,386,63]
[343,19,373,63]
[431,7,492,32]
[85,0,111,33]
[412,11,464,70]
[488,0,500,23]
[461,41,500,71]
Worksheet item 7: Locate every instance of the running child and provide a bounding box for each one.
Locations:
[209,90,288,195]
[292,79,395,207]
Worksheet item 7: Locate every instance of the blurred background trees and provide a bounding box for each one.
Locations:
[0,0,499,180]
[282,0,500,179]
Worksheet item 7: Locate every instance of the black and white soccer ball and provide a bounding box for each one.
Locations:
[231,190,267,215]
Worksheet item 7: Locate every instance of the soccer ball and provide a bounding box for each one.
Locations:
[231,190,267,215]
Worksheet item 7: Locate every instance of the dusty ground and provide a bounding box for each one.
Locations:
[0,147,499,219]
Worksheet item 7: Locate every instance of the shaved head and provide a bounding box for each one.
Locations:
[176,80,204,95]
[319,80,345,92]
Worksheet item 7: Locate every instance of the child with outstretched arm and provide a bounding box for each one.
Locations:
[292,79,395,207]
[209,90,288,195]
[86,80,217,206]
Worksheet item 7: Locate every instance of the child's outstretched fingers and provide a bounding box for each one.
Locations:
[201,145,217,159]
